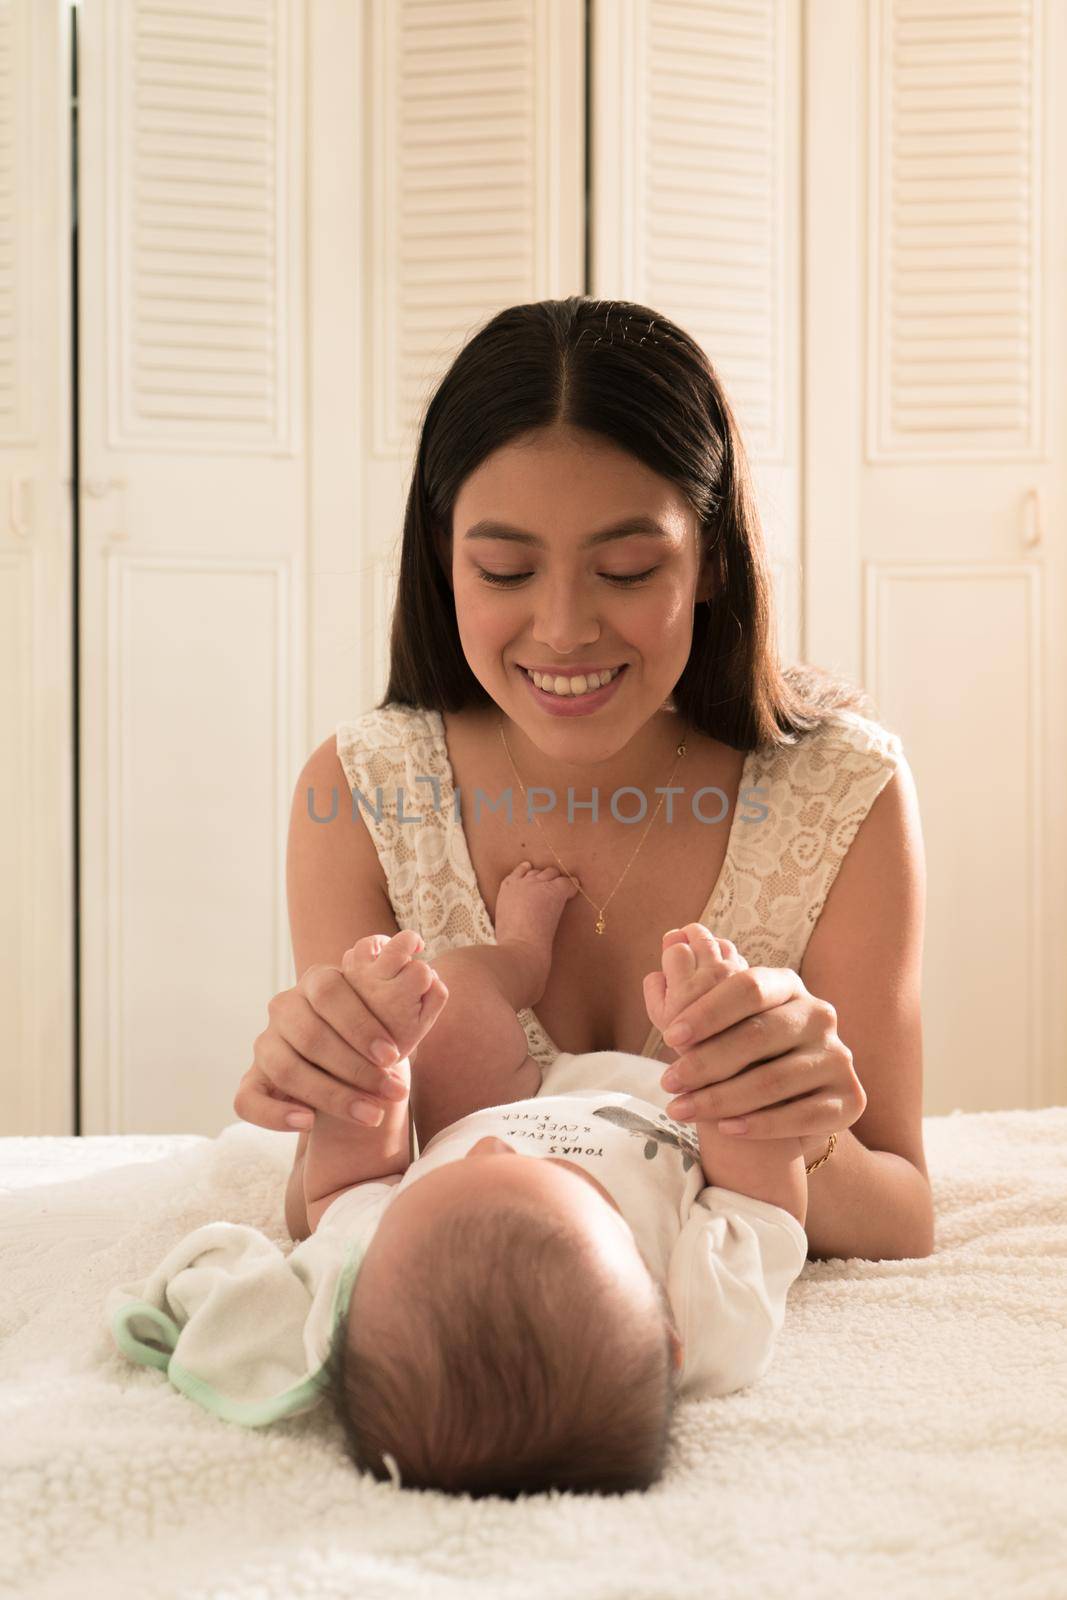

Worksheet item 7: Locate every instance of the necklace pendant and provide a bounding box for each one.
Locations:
[595,914,606,935]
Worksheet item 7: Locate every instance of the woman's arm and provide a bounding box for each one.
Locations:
[279,732,405,1235]
[658,759,932,1263]
[797,759,934,1260]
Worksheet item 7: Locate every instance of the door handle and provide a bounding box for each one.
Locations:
[9,476,32,537]
[1021,487,1044,550]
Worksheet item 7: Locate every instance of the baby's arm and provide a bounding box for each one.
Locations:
[302,1059,412,1233]
[654,929,808,1230]
[295,932,541,1237]
[695,1121,807,1230]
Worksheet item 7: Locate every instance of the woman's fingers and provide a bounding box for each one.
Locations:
[253,1025,403,1126]
[286,967,411,1092]
[233,1063,320,1133]
[664,1051,820,1123]
[242,978,408,1128]
[237,951,424,1133]
[661,996,813,1104]
[660,964,800,1054]
[673,1085,836,1138]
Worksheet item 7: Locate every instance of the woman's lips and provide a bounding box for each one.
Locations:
[520,665,623,679]
[517,662,628,716]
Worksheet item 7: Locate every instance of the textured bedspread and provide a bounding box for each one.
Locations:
[0,1109,1064,1600]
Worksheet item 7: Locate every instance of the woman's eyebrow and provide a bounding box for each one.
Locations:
[462,516,672,549]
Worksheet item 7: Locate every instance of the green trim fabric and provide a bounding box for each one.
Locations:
[105,1221,369,1426]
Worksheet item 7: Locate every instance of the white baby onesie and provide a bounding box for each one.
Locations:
[106,1051,808,1426]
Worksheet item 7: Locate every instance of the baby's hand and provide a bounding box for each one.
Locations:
[339,931,449,1075]
[642,924,747,1043]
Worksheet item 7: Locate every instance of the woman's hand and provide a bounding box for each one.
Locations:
[233,948,412,1132]
[652,926,867,1145]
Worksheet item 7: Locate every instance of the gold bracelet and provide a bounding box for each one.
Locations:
[804,1132,837,1175]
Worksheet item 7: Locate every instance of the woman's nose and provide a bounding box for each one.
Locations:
[530,584,600,653]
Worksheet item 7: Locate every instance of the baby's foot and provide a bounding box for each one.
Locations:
[340,929,449,1074]
[493,862,579,1006]
[642,923,749,1046]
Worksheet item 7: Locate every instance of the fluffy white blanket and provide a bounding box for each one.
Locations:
[0,1109,1064,1599]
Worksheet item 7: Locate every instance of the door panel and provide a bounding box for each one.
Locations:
[77,0,307,1133]
[0,0,74,1134]
[806,0,1066,1113]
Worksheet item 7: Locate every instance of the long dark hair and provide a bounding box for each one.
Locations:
[379,296,876,750]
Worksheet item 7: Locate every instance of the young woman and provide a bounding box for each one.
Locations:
[234,297,934,1264]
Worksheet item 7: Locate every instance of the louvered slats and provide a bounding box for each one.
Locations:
[0,0,29,443]
[880,0,1038,452]
[388,0,537,443]
[644,0,781,455]
[118,0,285,445]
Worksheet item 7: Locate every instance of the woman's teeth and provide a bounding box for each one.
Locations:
[524,666,622,697]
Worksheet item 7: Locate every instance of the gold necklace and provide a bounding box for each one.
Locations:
[498,715,689,935]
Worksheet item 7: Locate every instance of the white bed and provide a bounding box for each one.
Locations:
[1,1109,1064,1600]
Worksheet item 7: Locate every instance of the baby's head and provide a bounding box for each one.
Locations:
[321,1136,683,1498]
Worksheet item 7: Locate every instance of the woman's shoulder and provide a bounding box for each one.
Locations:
[335,701,444,758]
[333,703,449,802]
[803,707,903,770]
[753,708,904,783]
[724,709,908,969]
[736,708,906,872]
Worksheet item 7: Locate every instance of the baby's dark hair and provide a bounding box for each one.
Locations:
[320,1199,679,1498]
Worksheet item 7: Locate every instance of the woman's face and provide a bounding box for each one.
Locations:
[448,424,712,763]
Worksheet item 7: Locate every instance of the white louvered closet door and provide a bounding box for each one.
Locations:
[591,0,1067,1113]
[804,0,1067,1115]
[66,0,1064,1137]
[0,2,73,1135]
[592,0,804,668]
[77,0,307,1133]
[336,0,587,716]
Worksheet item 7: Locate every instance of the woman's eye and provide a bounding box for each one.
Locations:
[476,568,658,589]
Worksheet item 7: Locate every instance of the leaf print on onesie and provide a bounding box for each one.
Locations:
[593,1106,701,1173]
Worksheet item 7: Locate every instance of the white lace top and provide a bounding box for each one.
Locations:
[335,704,904,1070]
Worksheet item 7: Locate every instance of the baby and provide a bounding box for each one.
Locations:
[302,864,809,1500]
[105,865,807,1494]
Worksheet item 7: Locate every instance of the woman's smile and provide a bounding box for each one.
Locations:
[516,661,629,716]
